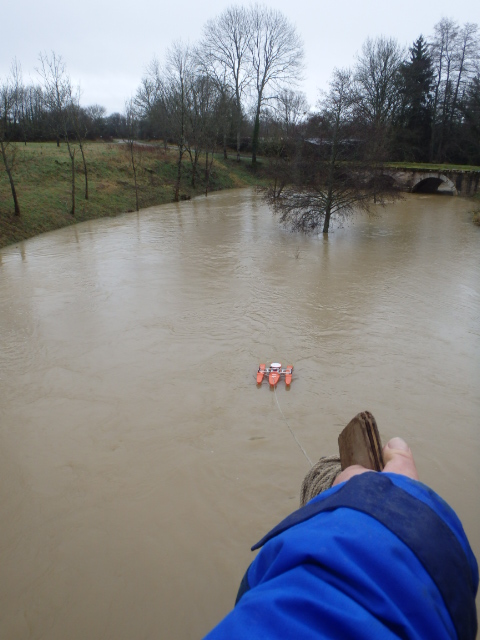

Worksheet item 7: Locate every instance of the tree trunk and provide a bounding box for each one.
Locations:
[187,148,199,188]
[0,141,21,216]
[205,152,210,196]
[323,196,332,234]
[205,147,215,197]
[79,141,89,200]
[236,98,242,162]
[251,102,261,167]
[70,148,76,216]
[130,142,139,211]
[174,148,183,202]
[322,102,341,234]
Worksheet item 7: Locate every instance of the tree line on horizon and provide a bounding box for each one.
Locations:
[1,6,479,227]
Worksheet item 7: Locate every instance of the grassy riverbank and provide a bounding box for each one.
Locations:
[0,142,265,248]
[387,161,480,171]
[2,145,480,248]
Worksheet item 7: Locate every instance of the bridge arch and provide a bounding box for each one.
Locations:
[411,173,457,195]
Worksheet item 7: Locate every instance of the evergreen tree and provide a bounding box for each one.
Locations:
[396,36,434,161]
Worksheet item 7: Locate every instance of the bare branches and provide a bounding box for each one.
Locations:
[429,19,480,160]
[249,5,304,164]
[198,6,252,159]
[38,52,79,214]
[264,68,400,234]
[0,63,23,215]
[354,37,405,128]
[200,6,252,101]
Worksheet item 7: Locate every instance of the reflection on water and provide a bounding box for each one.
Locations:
[1,190,479,638]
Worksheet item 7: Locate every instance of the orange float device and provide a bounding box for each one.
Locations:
[257,363,294,387]
[257,363,266,384]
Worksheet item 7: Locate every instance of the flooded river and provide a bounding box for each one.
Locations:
[1,189,479,638]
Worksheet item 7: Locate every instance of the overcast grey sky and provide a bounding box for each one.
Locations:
[3,0,479,114]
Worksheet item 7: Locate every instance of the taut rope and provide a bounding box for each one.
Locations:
[272,385,342,506]
[273,385,313,467]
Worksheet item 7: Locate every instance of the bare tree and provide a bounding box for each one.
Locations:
[429,18,459,161]
[38,52,78,215]
[185,74,214,194]
[124,99,140,211]
[354,37,405,127]
[353,36,405,169]
[261,90,308,200]
[0,64,22,216]
[165,42,196,202]
[22,83,45,141]
[271,89,309,135]
[69,89,90,200]
[248,5,304,166]
[200,6,252,160]
[135,58,170,148]
[429,19,479,161]
[84,104,106,139]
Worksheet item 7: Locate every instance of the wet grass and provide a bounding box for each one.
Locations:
[0,142,266,248]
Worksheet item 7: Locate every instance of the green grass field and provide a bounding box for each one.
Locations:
[0,141,265,248]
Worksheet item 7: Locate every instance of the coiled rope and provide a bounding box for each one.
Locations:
[300,455,341,507]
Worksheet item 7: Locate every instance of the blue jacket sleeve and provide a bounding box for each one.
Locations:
[204,472,478,640]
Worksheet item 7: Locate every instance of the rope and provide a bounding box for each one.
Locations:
[273,385,313,467]
[271,384,341,507]
[300,455,342,507]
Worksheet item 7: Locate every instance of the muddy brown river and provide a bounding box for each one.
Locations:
[1,189,479,638]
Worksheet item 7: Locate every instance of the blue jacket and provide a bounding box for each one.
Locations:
[204,473,478,639]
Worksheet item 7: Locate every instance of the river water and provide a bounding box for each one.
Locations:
[1,189,479,638]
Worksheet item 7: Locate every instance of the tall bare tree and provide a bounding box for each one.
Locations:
[165,42,195,202]
[69,90,90,200]
[135,58,170,148]
[200,6,252,160]
[248,5,304,166]
[124,99,140,211]
[429,18,459,161]
[429,19,479,161]
[354,37,405,127]
[0,63,22,216]
[38,52,78,215]
[353,36,405,168]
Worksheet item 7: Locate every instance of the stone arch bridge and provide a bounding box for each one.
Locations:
[383,167,479,196]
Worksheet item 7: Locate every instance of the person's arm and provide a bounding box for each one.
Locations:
[204,439,478,640]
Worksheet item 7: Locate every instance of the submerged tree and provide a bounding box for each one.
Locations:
[261,89,308,200]
[265,69,400,234]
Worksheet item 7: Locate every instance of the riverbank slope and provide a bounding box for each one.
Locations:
[0,142,265,248]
